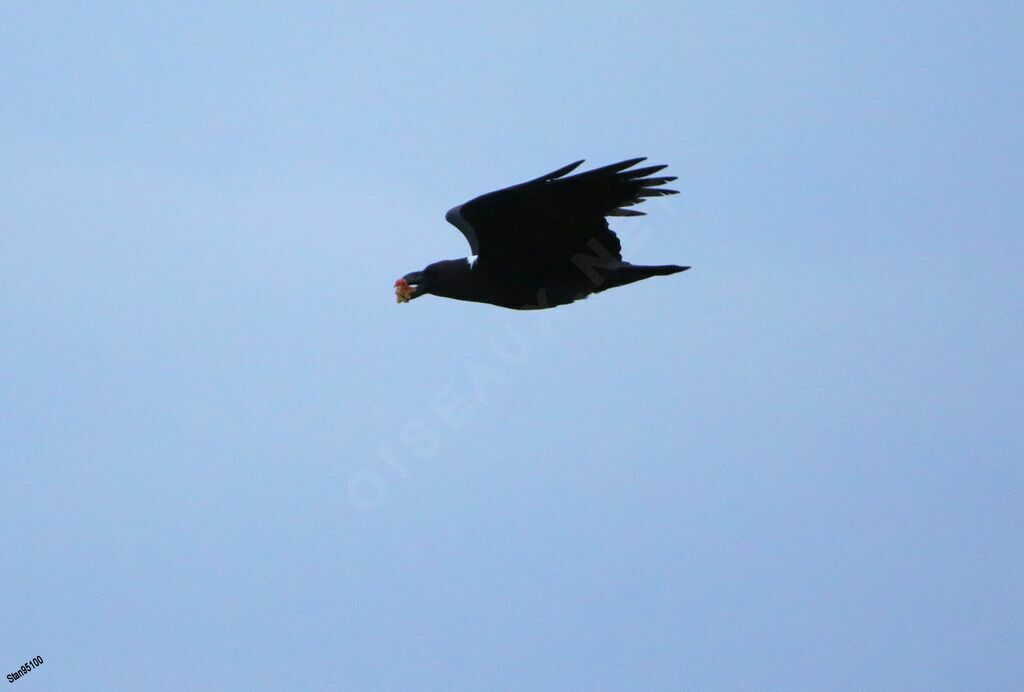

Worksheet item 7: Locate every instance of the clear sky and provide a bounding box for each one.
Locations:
[2,2,1022,690]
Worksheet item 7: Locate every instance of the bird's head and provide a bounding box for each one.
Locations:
[395,259,474,304]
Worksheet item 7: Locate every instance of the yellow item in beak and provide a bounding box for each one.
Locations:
[394,278,415,303]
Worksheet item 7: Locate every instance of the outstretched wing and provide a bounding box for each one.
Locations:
[445,158,678,271]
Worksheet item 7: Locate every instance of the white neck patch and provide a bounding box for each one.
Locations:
[466,255,479,269]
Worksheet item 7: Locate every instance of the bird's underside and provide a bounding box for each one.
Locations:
[395,157,689,310]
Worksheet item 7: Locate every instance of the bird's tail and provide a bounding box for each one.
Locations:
[594,263,690,293]
[635,264,690,276]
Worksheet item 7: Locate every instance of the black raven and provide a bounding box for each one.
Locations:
[395,158,689,310]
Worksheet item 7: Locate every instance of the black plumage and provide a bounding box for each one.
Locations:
[395,158,689,310]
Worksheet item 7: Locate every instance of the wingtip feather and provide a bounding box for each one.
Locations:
[622,164,668,178]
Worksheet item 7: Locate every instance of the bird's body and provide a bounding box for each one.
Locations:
[396,158,688,310]
[406,256,686,310]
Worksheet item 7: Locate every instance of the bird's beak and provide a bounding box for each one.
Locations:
[395,272,425,303]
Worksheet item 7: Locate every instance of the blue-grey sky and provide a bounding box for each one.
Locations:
[3,2,1022,690]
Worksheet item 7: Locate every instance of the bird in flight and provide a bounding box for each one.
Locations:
[395,158,689,310]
